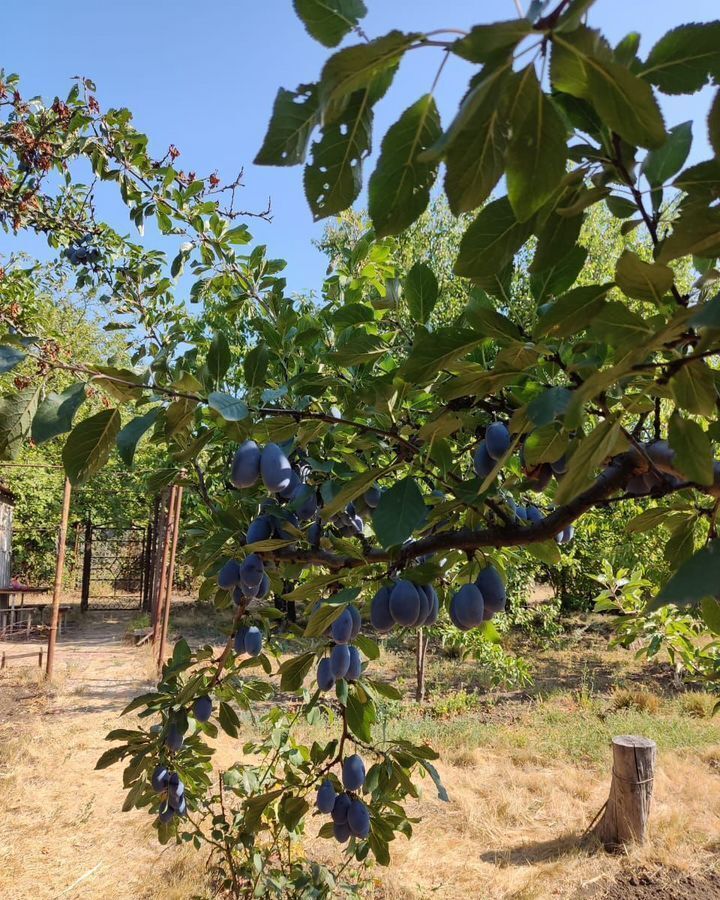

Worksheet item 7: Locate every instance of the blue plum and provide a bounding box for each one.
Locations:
[317,658,336,692]
[363,485,381,508]
[331,608,354,644]
[244,626,263,657]
[473,440,494,478]
[452,584,485,629]
[389,580,420,627]
[260,443,293,493]
[333,821,352,843]
[370,586,394,633]
[331,791,351,825]
[217,559,241,590]
[485,422,511,460]
[475,566,506,616]
[230,441,261,489]
[316,779,337,813]
[346,645,362,681]
[193,695,212,723]
[165,723,185,752]
[246,515,273,544]
[342,754,365,791]
[347,798,370,838]
[151,764,169,793]
[330,643,351,679]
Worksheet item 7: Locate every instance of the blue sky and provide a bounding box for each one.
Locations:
[2,0,719,295]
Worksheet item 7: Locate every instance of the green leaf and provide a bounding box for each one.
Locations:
[641,22,720,95]
[329,331,386,367]
[526,387,572,428]
[648,540,720,611]
[293,0,367,48]
[243,343,269,389]
[63,408,121,485]
[31,383,86,444]
[605,195,637,219]
[709,88,720,157]
[441,65,512,215]
[207,331,230,383]
[524,424,569,466]
[0,386,41,460]
[506,66,567,222]
[668,412,714,485]
[552,30,667,149]
[354,633,379,661]
[455,196,534,280]
[670,361,718,417]
[535,283,613,338]
[277,651,316,691]
[530,244,587,302]
[321,467,390,520]
[401,327,485,383]
[0,345,25,373]
[590,302,653,350]
[452,19,533,63]
[254,87,320,166]
[418,759,449,802]
[318,31,417,113]
[465,300,522,343]
[368,94,441,237]
[305,600,350,638]
[346,691,375,742]
[555,420,627,504]
[404,262,439,324]
[701,596,720,635]
[207,392,249,422]
[626,506,678,534]
[657,206,720,262]
[615,250,674,303]
[116,408,159,467]
[641,121,693,186]
[530,203,584,275]
[372,477,426,549]
[218,701,239,738]
[526,540,562,565]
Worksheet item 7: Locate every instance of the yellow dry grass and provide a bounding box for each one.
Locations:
[1,610,719,899]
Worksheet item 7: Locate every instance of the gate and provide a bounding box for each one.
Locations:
[75,522,154,611]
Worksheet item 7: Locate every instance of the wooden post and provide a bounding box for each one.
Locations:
[46,478,72,680]
[151,488,176,645]
[1,652,5,670]
[157,483,183,670]
[415,628,427,703]
[594,735,657,849]
[80,518,92,613]
[38,648,43,668]
[150,490,172,640]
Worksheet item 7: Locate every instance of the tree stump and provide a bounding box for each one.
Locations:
[594,735,656,849]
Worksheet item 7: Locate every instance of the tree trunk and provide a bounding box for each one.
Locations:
[594,735,656,849]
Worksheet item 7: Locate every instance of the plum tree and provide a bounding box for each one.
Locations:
[4,1,720,893]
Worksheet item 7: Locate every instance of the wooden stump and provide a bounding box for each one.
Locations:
[594,735,656,849]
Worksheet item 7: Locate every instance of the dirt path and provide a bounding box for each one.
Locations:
[0,612,206,900]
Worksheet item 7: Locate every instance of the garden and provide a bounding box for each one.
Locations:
[2,1,720,897]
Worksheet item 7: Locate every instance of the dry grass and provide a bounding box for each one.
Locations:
[2,608,720,899]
